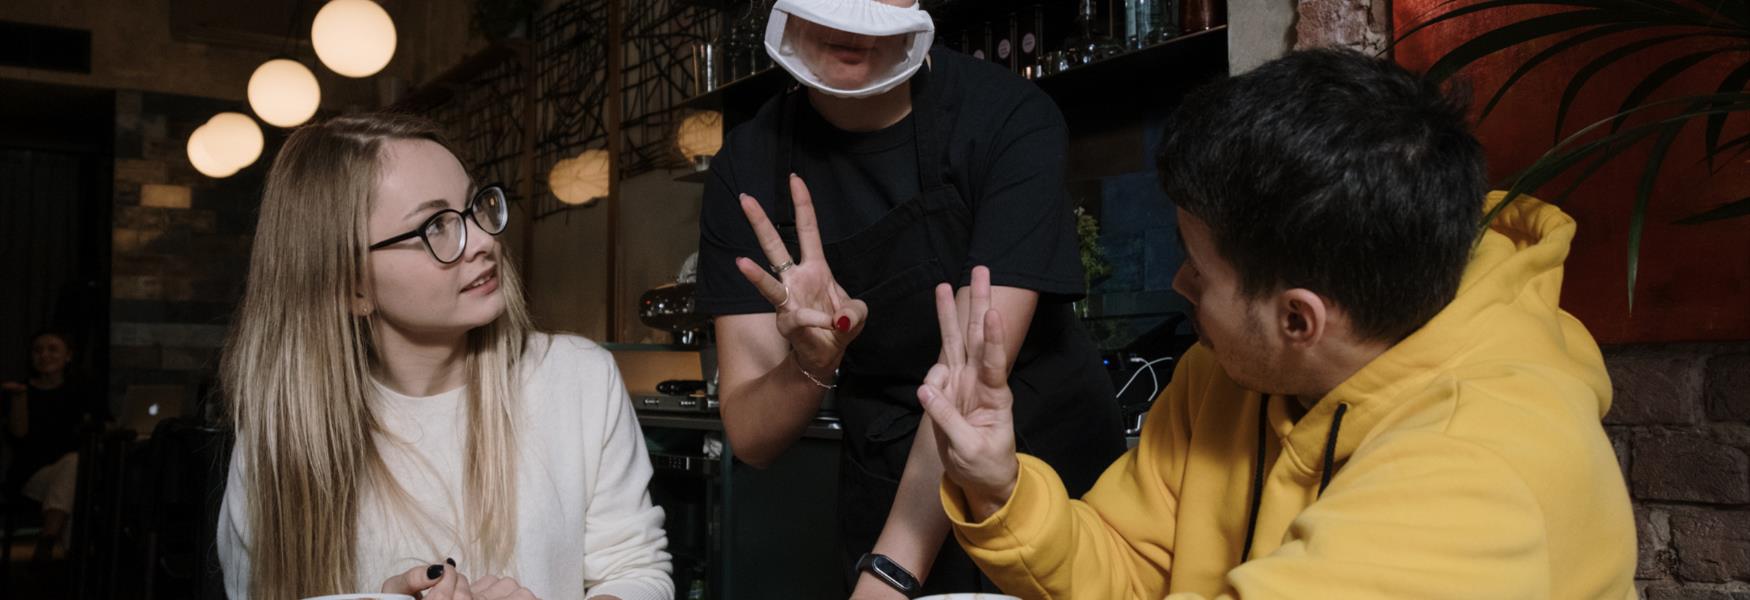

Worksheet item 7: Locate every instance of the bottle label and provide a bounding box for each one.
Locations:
[1022,33,1037,54]
[973,49,986,60]
[997,39,1012,59]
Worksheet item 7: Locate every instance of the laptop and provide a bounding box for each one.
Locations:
[120,384,185,438]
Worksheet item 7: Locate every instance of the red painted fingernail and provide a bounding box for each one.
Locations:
[836,316,851,331]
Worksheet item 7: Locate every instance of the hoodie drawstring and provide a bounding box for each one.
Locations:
[1318,403,1350,495]
[1240,398,1351,562]
[1240,396,1270,562]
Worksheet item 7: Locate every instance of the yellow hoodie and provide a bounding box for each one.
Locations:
[942,193,1638,599]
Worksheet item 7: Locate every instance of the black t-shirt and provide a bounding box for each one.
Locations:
[5,381,107,488]
[698,47,1086,315]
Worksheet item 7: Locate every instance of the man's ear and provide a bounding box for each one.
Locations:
[1276,288,1330,349]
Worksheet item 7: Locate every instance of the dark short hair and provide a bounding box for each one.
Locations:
[1158,48,1486,342]
[29,329,72,352]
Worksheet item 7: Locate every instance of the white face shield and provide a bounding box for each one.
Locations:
[763,0,936,98]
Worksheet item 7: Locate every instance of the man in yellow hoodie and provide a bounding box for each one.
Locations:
[914,49,1638,599]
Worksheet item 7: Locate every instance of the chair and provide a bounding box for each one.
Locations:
[127,418,231,600]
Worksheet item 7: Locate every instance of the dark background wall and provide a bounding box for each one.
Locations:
[0,80,113,400]
[106,89,277,423]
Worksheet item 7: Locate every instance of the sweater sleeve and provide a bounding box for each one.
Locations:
[217,446,252,599]
[939,346,1205,599]
[581,359,675,600]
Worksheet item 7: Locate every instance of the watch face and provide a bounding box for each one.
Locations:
[866,554,919,591]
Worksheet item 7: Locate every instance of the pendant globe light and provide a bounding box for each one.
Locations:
[186,112,264,178]
[676,111,723,171]
[248,58,322,127]
[204,112,265,168]
[311,0,398,78]
[549,149,612,207]
[187,123,238,178]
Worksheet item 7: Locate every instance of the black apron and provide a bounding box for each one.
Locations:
[768,62,1125,594]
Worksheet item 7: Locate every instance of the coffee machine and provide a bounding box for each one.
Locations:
[637,280,720,404]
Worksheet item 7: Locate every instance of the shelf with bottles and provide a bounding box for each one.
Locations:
[1033,24,1226,108]
[934,0,1224,78]
[677,0,1226,110]
[675,0,785,116]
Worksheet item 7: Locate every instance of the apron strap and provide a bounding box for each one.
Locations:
[909,55,954,191]
[772,89,803,226]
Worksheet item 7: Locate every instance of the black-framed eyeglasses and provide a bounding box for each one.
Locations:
[369,184,510,264]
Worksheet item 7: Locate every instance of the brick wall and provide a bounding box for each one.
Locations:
[1294,0,1390,54]
[1609,343,1750,598]
[109,90,272,424]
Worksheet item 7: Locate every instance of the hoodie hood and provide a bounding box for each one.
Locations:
[1280,191,1612,481]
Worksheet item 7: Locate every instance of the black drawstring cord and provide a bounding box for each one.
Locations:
[1240,399,1352,563]
[1319,403,1351,496]
[1240,396,1270,562]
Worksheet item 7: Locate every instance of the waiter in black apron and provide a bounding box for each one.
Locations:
[696,0,1125,597]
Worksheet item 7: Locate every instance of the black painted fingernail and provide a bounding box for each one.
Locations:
[446,557,456,567]
[427,564,444,580]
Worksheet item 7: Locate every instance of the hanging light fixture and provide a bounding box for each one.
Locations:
[186,112,265,178]
[187,123,237,178]
[205,112,265,168]
[248,58,322,127]
[311,0,398,78]
[675,111,724,171]
[549,149,612,207]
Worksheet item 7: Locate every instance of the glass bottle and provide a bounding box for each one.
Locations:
[1180,0,1225,32]
[1063,0,1122,66]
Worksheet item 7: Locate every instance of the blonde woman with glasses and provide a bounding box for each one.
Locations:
[216,113,672,600]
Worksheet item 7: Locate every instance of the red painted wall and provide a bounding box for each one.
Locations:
[1393,1,1750,343]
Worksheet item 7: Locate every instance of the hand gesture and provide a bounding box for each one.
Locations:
[735,174,869,379]
[916,267,1020,519]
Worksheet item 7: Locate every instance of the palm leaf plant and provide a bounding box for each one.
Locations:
[1395,0,1750,306]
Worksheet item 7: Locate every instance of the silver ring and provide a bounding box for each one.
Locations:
[775,283,791,310]
[771,260,796,276]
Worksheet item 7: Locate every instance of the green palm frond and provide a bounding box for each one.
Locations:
[1704,60,1750,168]
[1675,196,1750,223]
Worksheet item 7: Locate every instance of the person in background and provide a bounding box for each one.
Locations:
[2,329,110,563]
[216,113,672,600]
[696,0,1125,596]
[918,49,1638,599]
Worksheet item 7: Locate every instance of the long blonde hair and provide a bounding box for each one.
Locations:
[221,113,533,599]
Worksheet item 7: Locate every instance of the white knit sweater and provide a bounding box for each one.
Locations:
[218,334,674,599]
